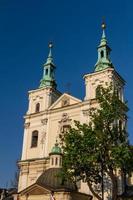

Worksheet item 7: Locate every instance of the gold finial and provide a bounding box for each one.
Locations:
[101,22,106,29]
[49,42,53,49]
[101,22,106,30]
[101,17,106,29]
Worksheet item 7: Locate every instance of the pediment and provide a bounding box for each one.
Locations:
[19,183,50,196]
[49,93,82,110]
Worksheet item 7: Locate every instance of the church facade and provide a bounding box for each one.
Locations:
[18,23,127,200]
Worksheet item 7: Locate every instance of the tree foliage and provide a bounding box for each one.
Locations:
[60,85,133,200]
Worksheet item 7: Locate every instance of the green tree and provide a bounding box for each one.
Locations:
[60,85,133,200]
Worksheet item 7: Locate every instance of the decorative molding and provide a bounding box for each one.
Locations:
[41,118,48,125]
[33,95,43,101]
[58,113,72,134]
[40,132,46,145]
[21,165,29,174]
[59,113,71,123]
[82,109,90,116]
[24,122,30,128]
[61,98,70,107]
[33,95,39,101]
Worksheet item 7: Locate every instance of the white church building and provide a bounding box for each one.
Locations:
[17,23,130,200]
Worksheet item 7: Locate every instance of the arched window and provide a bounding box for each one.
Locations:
[55,157,58,165]
[101,50,104,58]
[50,68,53,77]
[31,130,38,148]
[52,158,54,165]
[60,157,62,166]
[45,68,48,75]
[35,103,40,113]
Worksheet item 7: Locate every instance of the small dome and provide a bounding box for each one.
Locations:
[36,168,76,191]
[50,143,62,155]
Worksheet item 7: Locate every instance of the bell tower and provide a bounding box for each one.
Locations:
[84,22,125,102]
[18,43,61,192]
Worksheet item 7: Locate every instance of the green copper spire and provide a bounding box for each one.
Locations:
[94,22,113,72]
[39,42,57,89]
[100,22,107,46]
[45,43,53,64]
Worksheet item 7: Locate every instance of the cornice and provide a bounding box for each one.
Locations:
[18,157,49,164]
[24,99,97,119]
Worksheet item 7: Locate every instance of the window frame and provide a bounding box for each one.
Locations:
[31,130,38,148]
[35,103,40,113]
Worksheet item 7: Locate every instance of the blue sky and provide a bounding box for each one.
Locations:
[0,0,133,187]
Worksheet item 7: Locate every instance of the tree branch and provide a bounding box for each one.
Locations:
[87,180,102,200]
